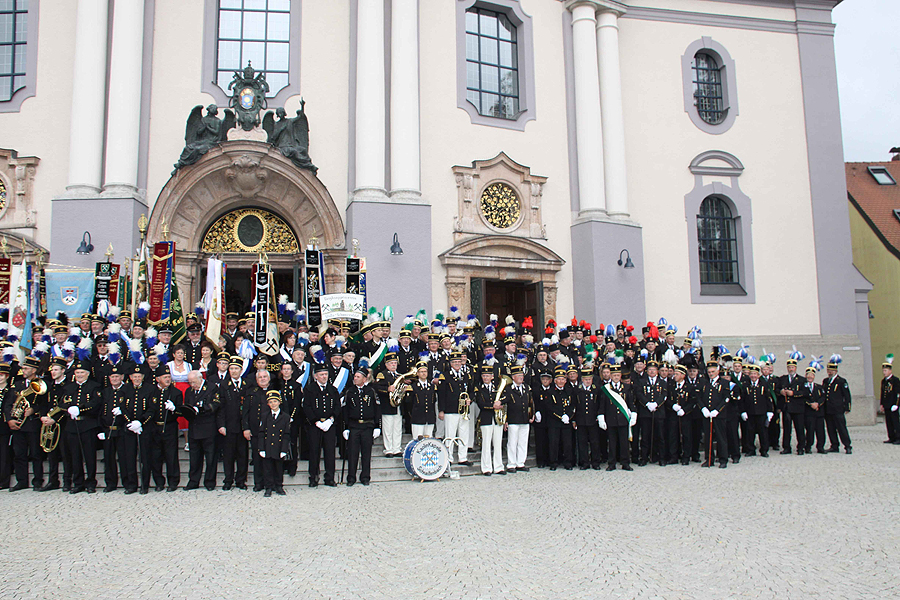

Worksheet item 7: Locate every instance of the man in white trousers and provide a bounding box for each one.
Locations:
[475,363,505,475]
[505,365,532,472]
[374,352,404,457]
[436,351,473,465]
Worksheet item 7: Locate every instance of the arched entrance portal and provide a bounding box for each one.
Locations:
[148,141,345,306]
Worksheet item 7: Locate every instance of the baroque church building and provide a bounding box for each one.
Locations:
[0,0,876,421]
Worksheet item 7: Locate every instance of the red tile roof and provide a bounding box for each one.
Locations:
[846,161,900,258]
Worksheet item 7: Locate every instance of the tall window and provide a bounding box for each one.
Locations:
[692,52,725,125]
[697,196,739,285]
[465,7,519,120]
[0,0,27,102]
[216,0,290,97]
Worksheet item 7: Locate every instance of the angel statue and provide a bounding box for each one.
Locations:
[262,99,318,175]
[172,104,236,175]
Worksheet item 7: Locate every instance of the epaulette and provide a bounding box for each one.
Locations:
[376,372,384,380]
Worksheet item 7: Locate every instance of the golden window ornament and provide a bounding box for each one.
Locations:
[0,179,6,213]
[480,182,520,229]
[201,208,299,253]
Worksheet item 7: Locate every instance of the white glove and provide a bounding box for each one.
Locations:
[766,412,774,424]
[647,402,658,412]
[112,407,122,416]
[68,406,80,418]
[561,414,570,425]
[260,450,266,458]
[597,415,607,430]
[97,432,106,440]
[373,428,381,439]
[741,412,748,421]
[343,430,349,440]
[280,452,286,459]
[701,407,711,418]
[192,405,199,414]
[629,413,637,427]
[677,409,685,417]
[315,420,326,431]
[710,410,719,419]
[128,420,142,433]
[892,404,899,412]
[322,417,334,432]
[165,400,175,412]
[535,411,541,423]
[672,404,682,412]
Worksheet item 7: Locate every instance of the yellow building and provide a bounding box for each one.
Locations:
[847,157,900,391]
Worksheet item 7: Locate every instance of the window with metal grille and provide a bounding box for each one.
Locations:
[692,52,726,126]
[216,0,290,97]
[697,196,739,285]
[465,7,520,120]
[0,0,27,102]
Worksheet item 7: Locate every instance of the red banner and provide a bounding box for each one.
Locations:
[0,258,10,305]
[148,242,175,324]
[107,264,120,307]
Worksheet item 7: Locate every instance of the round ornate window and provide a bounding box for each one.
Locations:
[0,179,6,214]
[480,182,521,230]
[201,208,299,253]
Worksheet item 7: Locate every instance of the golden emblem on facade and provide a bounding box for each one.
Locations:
[201,208,299,253]
[480,182,520,230]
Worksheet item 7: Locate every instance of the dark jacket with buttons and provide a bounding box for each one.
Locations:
[740,379,773,415]
[823,374,851,415]
[60,379,103,431]
[504,382,532,425]
[342,384,381,428]
[184,384,220,440]
[259,409,291,458]
[574,383,601,426]
[217,378,246,433]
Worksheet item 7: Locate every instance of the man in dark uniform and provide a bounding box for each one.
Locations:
[698,360,729,468]
[740,364,773,457]
[303,363,340,487]
[598,363,635,471]
[342,363,381,486]
[184,370,220,490]
[437,351,473,465]
[0,363,14,489]
[803,364,827,454]
[38,357,71,491]
[183,323,207,366]
[778,358,807,455]
[532,370,553,468]
[5,355,47,491]
[635,359,668,466]
[879,357,900,444]
[217,357,249,490]
[823,356,852,454]
[574,365,603,470]
[276,361,303,476]
[145,366,183,492]
[546,367,575,470]
[243,369,275,491]
[504,364,533,472]
[373,352,404,457]
[669,364,695,465]
[60,361,103,493]
[99,363,129,493]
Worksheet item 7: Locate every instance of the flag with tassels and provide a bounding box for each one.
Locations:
[168,276,187,345]
[204,257,224,343]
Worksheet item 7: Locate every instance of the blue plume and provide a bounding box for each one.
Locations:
[787,346,805,361]
[829,353,842,365]
[736,343,749,360]
[75,346,91,361]
[605,324,615,337]
[718,344,730,356]
[657,317,668,328]
[810,356,824,371]
[358,357,369,371]
[313,348,326,364]
[387,338,399,353]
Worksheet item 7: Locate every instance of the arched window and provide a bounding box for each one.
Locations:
[215,0,291,97]
[692,52,725,125]
[697,196,739,285]
[465,6,520,120]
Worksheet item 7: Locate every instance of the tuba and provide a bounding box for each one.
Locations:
[494,375,511,427]
[389,368,418,407]
[10,379,48,423]
[459,391,471,421]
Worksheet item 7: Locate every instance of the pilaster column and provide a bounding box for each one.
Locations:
[565,2,606,215]
[390,0,421,200]
[354,0,387,198]
[596,8,628,217]
[67,0,109,193]
[104,0,145,193]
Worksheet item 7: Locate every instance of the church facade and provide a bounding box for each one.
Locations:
[0,0,876,420]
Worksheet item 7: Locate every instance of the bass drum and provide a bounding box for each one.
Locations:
[403,437,449,481]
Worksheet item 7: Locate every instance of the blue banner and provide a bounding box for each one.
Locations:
[46,271,95,318]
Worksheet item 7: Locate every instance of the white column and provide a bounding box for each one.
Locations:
[104,0,145,192]
[67,0,110,193]
[596,9,628,217]
[568,3,606,215]
[354,0,386,196]
[390,0,421,198]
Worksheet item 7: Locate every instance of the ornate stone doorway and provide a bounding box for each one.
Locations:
[147,141,346,303]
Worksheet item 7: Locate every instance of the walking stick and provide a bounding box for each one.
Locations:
[707,416,713,467]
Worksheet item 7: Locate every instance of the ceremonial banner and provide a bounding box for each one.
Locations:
[0,258,11,305]
[38,265,46,317]
[204,257,223,342]
[9,260,28,357]
[21,265,33,351]
[359,268,367,313]
[168,277,186,345]
[254,266,270,344]
[321,293,365,321]
[46,270,95,318]
[148,241,175,324]
[93,262,120,311]
[304,249,324,328]
[135,245,150,309]
[346,257,361,294]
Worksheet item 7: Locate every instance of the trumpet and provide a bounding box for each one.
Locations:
[459,391,471,421]
[389,368,418,407]
[494,375,511,427]
[10,379,48,423]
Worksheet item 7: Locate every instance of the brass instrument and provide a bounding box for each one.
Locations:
[10,379,48,423]
[494,375,511,427]
[40,414,61,452]
[389,368,418,407]
[459,391,471,421]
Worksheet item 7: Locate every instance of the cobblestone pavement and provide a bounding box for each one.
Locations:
[1,424,898,600]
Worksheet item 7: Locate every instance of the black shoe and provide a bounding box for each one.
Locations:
[732,456,740,464]
[637,460,648,467]
[564,466,573,471]
[155,485,165,492]
[658,461,665,467]
[681,460,690,466]
[347,481,355,486]
[817,449,827,454]
[760,452,768,458]
[549,466,557,471]
[497,471,506,475]
[360,482,370,486]
[252,485,263,492]
[223,483,233,491]
[325,481,337,487]
[884,440,894,444]
[264,489,272,497]
[804,448,812,454]
[236,484,248,490]
[124,488,138,495]
[309,482,318,488]
[622,465,633,471]
[508,468,517,474]
[771,445,781,451]
[37,481,60,492]
[458,461,471,466]
[606,465,616,471]
[580,465,590,470]
[893,441,900,445]
[86,486,96,494]
[592,465,602,470]
[845,447,852,454]
[62,483,72,492]
[667,459,679,465]
[482,472,491,477]
[797,450,805,456]
[140,488,149,495]
[701,461,712,468]
[744,452,756,457]
[69,486,85,494]
[104,486,118,493]
[166,486,178,492]
[691,457,701,463]
[276,488,286,495]
[518,467,529,472]
[780,449,791,455]
[287,468,297,477]
[827,447,839,453]
[719,462,727,469]
[9,482,28,492]
[185,483,199,490]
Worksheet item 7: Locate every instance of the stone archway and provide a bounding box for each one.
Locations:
[148,141,346,301]
[438,235,564,324]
